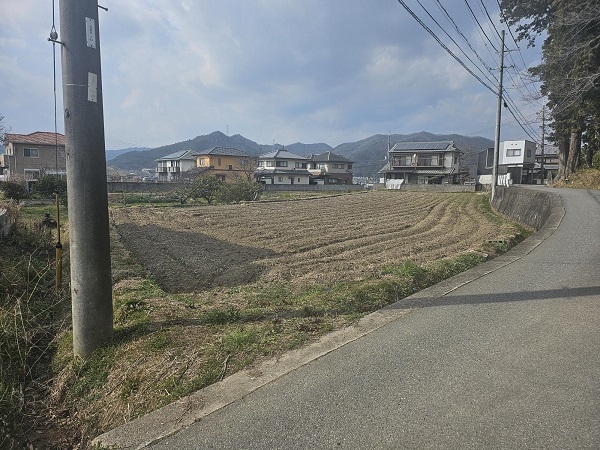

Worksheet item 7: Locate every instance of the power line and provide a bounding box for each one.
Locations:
[395,0,496,95]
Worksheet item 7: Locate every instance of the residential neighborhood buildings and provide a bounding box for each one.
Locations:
[0,132,66,187]
[379,141,462,186]
[308,151,354,185]
[254,148,312,185]
[155,150,196,182]
[477,140,537,185]
[193,147,254,181]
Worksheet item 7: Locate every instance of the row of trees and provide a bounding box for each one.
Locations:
[500,0,600,179]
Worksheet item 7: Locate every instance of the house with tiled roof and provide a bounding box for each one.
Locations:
[155,149,197,181]
[255,148,311,185]
[308,151,354,185]
[379,141,461,186]
[1,132,66,184]
[192,147,255,182]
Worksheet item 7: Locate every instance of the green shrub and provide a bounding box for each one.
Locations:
[217,179,263,203]
[33,175,67,199]
[0,181,28,201]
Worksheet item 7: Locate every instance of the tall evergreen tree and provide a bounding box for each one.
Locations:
[501,0,600,178]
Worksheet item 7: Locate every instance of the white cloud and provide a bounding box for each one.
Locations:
[0,0,543,148]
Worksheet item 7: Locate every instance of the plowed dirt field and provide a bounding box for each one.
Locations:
[111,190,517,294]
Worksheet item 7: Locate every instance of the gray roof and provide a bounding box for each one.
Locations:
[259,149,309,160]
[310,151,353,163]
[193,147,250,157]
[390,141,456,153]
[155,149,196,161]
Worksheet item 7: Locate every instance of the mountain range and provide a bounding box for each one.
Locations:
[106,131,493,178]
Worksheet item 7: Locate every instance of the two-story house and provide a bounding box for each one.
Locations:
[1,132,66,187]
[379,141,461,186]
[477,140,536,185]
[155,149,196,182]
[308,151,354,185]
[193,147,255,182]
[255,149,312,185]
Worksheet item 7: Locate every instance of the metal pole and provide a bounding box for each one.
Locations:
[60,0,113,358]
[491,30,505,201]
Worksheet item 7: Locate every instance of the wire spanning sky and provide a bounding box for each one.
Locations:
[0,0,544,150]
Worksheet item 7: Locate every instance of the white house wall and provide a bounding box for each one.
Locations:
[499,140,536,166]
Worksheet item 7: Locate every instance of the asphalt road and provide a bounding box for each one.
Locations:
[142,188,600,449]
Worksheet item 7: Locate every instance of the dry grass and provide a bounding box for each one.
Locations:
[551,168,600,190]
[45,190,527,447]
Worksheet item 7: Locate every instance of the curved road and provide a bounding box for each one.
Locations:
[118,188,600,449]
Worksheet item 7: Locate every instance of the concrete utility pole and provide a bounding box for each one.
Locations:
[491,30,505,201]
[60,0,113,358]
[540,106,546,183]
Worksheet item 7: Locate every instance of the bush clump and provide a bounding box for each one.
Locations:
[0,180,28,201]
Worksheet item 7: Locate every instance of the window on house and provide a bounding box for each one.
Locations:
[527,149,531,157]
[295,162,307,169]
[317,163,326,169]
[297,178,301,182]
[217,158,222,166]
[228,165,233,171]
[418,156,438,166]
[24,148,39,158]
[347,164,352,170]
[506,148,521,157]
[266,161,275,167]
[332,163,345,169]
[199,158,205,166]
[276,161,288,167]
[486,149,494,168]
[24,169,40,180]
[394,156,412,166]
[278,176,284,182]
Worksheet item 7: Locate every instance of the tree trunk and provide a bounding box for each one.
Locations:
[557,136,569,179]
[585,144,593,167]
[565,128,582,178]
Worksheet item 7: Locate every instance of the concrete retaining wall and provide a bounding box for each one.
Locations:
[262,184,365,192]
[491,186,558,231]
[382,184,476,193]
[107,181,184,193]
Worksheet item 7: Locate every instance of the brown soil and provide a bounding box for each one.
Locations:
[110,191,513,294]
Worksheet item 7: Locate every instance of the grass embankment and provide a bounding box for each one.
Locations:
[551,168,600,190]
[0,201,70,449]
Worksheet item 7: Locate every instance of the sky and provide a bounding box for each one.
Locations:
[0,1,546,150]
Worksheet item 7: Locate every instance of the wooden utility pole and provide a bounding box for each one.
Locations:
[491,30,505,201]
[60,0,113,358]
